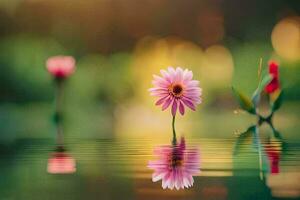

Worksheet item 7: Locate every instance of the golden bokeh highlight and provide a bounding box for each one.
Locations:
[201,45,234,87]
[271,17,300,61]
[114,101,194,139]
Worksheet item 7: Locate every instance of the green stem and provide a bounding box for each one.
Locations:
[257,112,273,126]
[269,122,283,141]
[172,115,177,145]
[55,79,64,146]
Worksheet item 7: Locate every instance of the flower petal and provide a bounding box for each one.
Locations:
[160,69,172,83]
[167,67,176,82]
[171,99,178,116]
[182,97,196,111]
[155,95,169,105]
[183,69,193,82]
[152,172,164,182]
[186,80,199,87]
[179,101,185,115]
[162,97,173,110]
[175,67,184,82]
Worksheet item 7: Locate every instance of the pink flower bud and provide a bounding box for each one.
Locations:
[46,56,76,79]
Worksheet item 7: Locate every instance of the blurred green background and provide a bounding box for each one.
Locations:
[0,0,300,144]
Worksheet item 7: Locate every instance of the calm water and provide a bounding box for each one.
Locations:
[0,132,300,200]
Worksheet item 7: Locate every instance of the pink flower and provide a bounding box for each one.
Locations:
[46,56,76,78]
[47,152,76,174]
[148,137,200,190]
[149,67,202,116]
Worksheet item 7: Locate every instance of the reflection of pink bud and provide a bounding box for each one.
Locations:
[47,152,76,174]
[46,56,76,78]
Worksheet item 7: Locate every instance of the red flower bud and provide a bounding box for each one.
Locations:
[265,61,280,94]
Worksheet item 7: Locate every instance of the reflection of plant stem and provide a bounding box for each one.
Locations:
[55,79,64,146]
[254,125,263,180]
[258,113,273,126]
[269,122,283,141]
[172,115,177,146]
[258,113,284,142]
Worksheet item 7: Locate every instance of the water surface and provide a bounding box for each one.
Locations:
[1,135,299,200]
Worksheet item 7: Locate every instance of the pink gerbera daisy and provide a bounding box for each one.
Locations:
[46,56,76,79]
[148,137,200,190]
[149,67,202,116]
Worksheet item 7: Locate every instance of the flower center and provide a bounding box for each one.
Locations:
[171,158,183,167]
[169,150,184,168]
[169,153,184,168]
[170,84,183,97]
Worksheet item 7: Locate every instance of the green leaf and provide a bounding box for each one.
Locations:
[251,74,273,106]
[271,90,283,112]
[259,74,273,91]
[251,90,260,107]
[233,126,256,155]
[270,123,284,144]
[273,129,283,141]
[232,87,256,114]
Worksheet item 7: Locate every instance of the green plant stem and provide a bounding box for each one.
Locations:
[258,112,273,126]
[258,58,263,85]
[55,79,64,146]
[172,115,177,146]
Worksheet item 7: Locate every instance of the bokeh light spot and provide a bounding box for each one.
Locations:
[271,17,300,61]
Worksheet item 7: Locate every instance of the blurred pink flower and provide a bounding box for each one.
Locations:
[148,137,200,190]
[47,152,76,174]
[149,67,202,116]
[46,56,76,78]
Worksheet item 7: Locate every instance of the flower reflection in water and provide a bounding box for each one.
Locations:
[234,123,300,198]
[265,141,300,198]
[264,141,281,174]
[47,146,76,174]
[148,137,200,190]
